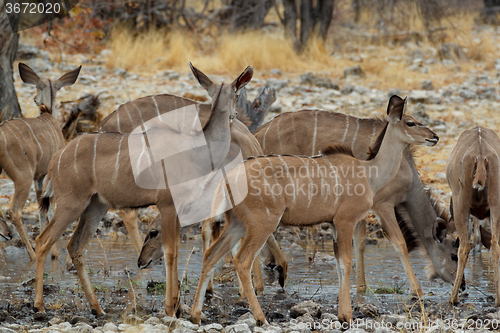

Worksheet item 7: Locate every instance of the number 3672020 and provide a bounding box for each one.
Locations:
[6,2,61,14]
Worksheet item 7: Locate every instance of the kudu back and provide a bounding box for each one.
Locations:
[0,63,80,260]
[254,109,458,293]
[34,64,253,317]
[447,126,500,305]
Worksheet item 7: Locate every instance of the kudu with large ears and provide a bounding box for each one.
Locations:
[0,63,80,260]
[19,62,81,114]
[34,65,254,317]
[191,96,439,325]
[446,126,500,305]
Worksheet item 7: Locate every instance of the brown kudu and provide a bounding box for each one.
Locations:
[0,63,80,260]
[254,108,458,294]
[191,96,439,324]
[447,126,500,305]
[34,64,253,316]
[137,119,288,294]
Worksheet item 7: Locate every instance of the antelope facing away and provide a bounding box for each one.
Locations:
[34,64,253,316]
[137,118,288,294]
[99,87,287,293]
[191,96,439,324]
[254,107,458,294]
[0,63,80,260]
[447,126,500,305]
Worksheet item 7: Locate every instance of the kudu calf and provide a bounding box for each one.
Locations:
[191,96,439,324]
[35,64,253,316]
[0,63,80,260]
[447,126,500,305]
[254,107,458,294]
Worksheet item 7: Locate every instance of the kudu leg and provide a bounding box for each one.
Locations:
[34,199,89,312]
[373,205,423,296]
[10,178,36,261]
[332,219,356,323]
[450,197,471,304]
[201,218,214,294]
[191,213,247,324]
[230,238,264,297]
[353,220,366,293]
[120,209,142,254]
[266,234,288,288]
[490,207,500,305]
[35,178,58,260]
[67,195,108,316]
[160,206,180,317]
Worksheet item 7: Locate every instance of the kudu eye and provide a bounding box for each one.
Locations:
[406,121,415,127]
[150,230,159,238]
[451,254,458,262]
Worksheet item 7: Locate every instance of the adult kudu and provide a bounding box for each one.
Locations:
[254,107,458,294]
[191,96,439,324]
[447,126,500,305]
[0,63,80,260]
[34,64,252,316]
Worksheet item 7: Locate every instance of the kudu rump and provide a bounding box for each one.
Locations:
[447,126,500,305]
[0,63,80,260]
[191,96,439,324]
[254,107,458,293]
[34,64,253,316]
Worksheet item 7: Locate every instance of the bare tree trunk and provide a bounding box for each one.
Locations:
[0,0,21,121]
[300,0,312,48]
[283,0,299,49]
[353,0,361,22]
[230,0,273,31]
[317,0,334,40]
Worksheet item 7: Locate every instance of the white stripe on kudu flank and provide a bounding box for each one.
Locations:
[370,122,377,146]
[322,156,339,205]
[351,117,359,152]
[57,145,69,176]
[279,156,295,203]
[300,158,313,208]
[262,120,273,151]
[341,114,350,144]
[113,136,125,184]
[20,119,43,161]
[312,111,318,156]
[152,95,160,117]
[277,115,283,153]
[74,137,81,172]
[291,114,298,148]
[93,134,99,182]
[256,159,275,202]
[125,104,134,129]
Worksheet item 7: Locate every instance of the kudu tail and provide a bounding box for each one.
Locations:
[39,176,53,214]
[473,156,488,191]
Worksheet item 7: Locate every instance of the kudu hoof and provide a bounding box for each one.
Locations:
[277,265,285,288]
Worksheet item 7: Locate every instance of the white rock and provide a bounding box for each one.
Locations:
[223,323,251,333]
[144,317,160,326]
[103,323,118,332]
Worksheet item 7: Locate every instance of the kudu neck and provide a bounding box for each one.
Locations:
[365,124,406,194]
[202,97,232,170]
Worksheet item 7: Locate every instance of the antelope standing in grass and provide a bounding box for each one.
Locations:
[99,88,287,293]
[254,108,458,294]
[447,126,500,305]
[138,118,288,294]
[191,96,439,324]
[34,64,253,316]
[0,63,80,260]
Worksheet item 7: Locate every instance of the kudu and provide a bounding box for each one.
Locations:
[34,64,253,316]
[446,126,500,305]
[99,88,287,292]
[191,96,439,324]
[0,63,80,260]
[137,119,288,294]
[254,107,458,294]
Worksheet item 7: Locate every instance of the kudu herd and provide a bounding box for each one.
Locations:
[0,60,498,325]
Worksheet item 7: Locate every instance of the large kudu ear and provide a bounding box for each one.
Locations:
[232,65,253,93]
[387,95,406,124]
[54,66,82,91]
[19,62,45,89]
[189,62,217,97]
[433,217,448,243]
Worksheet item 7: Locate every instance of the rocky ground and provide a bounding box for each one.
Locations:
[3,24,500,332]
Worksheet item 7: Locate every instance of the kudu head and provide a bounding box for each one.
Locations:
[138,216,162,269]
[19,62,81,114]
[386,95,439,147]
[174,64,253,223]
[429,215,460,285]
[0,216,12,242]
